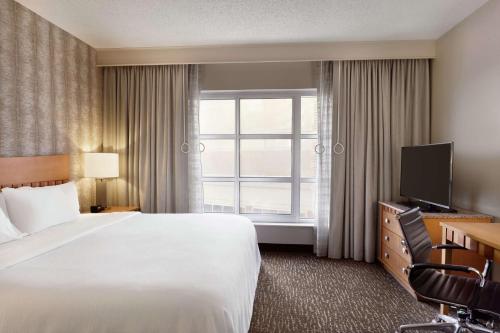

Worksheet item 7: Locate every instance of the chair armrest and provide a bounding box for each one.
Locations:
[432,244,466,250]
[410,263,486,287]
[483,259,493,280]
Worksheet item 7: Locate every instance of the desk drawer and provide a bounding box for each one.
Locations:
[381,227,412,262]
[381,243,411,281]
[381,209,403,237]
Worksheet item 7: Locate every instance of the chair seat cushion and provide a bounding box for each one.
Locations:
[410,268,479,308]
[474,280,500,319]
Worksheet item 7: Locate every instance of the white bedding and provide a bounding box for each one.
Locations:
[0,212,261,333]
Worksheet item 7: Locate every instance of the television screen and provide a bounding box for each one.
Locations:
[400,143,453,208]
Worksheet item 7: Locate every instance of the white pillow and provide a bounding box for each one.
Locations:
[0,207,24,244]
[54,182,81,214]
[0,193,9,218]
[2,182,80,234]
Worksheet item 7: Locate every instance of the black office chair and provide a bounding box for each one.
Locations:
[396,207,500,333]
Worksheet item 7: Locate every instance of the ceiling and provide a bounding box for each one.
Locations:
[16,0,488,49]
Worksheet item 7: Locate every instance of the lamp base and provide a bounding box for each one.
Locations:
[95,179,108,209]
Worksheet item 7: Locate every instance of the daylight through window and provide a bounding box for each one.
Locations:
[200,90,318,222]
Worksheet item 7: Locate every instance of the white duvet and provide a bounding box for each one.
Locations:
[0,212,261,333]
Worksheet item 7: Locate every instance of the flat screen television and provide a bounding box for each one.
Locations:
[400,142,453,210]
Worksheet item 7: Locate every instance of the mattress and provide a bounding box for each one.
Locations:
[0,212,261,333]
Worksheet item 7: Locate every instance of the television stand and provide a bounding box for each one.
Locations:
[426,206,457,214]
[396,201,457,213]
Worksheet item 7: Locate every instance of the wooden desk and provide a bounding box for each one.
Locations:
[440,222,500,314]
[441,222,500,263]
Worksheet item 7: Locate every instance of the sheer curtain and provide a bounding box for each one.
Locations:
[102,65,203,213]
[315,62,336,256]
[186,67,204,213]
[316,59,430,262]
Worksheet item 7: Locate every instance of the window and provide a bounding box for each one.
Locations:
[200,90,318,222]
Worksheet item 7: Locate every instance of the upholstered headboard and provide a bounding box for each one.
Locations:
[0,155,70,189]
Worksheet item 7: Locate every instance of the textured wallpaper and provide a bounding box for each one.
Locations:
[0,0,102,209]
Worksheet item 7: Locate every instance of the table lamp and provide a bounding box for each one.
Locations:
[83,153,119,213]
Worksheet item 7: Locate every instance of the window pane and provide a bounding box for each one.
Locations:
[200,100,235,134]
[301,139,318,178]
[300,183,317,218]
[203,182,234,213]
[201,140,234,177]
[240,183,291,214]
[240,99,292,134]
[240,139,291,177]
[301,96,317,134]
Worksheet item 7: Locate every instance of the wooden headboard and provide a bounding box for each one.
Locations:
[0,155,70,189]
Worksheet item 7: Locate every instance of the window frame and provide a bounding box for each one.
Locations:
[200,89,318,223]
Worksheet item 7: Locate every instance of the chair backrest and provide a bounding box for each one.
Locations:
[397,207,432,264]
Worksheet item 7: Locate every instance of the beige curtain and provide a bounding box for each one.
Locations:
[317,59,430,262]
[102,65,202,213]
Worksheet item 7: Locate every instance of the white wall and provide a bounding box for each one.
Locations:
[255,223,314,245]
[432,0,500,219]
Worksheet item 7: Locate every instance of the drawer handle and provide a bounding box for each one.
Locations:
[384,252,389,259]
[384,235,390,241]
[384,218,390,224]
[402,267,409,275]
[402,247,409,255]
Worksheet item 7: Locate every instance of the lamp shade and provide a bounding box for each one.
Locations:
[83,153,119,179]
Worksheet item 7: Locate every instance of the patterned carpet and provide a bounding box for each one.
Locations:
[249,249,437,333]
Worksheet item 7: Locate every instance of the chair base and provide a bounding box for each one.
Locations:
[397,314,498,333]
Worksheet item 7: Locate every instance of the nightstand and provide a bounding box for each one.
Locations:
[96,206,140,213]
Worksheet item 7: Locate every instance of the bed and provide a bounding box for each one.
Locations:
[0,155,261,333]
